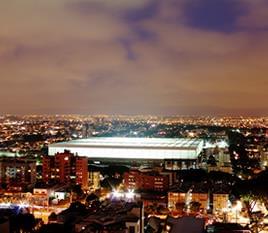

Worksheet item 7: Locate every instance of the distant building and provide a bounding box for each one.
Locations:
[169,184,231,215]
[124,169,170,192]
[246,144,262,159]
[42,150,88,189]
[217,151,231,166]
[207,165,232,174]
[75,157,89,189]
[0,156,36,191]
[33,184,68,207]
[168,186,209,213]
[33,187,51,206]
[89,171,100,190]
[213,193,229,214]
[203,141,232,173]
[260,150,268,169]
[141,193,167,209]
[49,137,203,168]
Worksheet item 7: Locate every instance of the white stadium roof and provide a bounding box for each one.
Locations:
[49,137,204,160]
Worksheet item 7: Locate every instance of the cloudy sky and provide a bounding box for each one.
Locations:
[0,0,267,116]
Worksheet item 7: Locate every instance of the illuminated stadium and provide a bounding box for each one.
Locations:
[49,137,203,167]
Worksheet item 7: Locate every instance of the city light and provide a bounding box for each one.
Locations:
[112,190,122,198]
[126,189,135,199]
[0,114,267,233]
[111,189,135,200]
[49,137,203,160]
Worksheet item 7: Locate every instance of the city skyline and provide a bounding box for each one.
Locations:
[0,0,268,116]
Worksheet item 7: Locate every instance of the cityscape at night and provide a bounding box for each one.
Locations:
[0,115,267,233]
[0,0,268,233]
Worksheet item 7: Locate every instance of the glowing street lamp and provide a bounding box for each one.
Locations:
[112,190,121,199]
[126,190,134,200]
[233,201,242,223]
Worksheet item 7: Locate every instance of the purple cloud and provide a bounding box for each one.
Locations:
[182,0,248,32]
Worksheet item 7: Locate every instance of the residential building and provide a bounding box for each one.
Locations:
[42,150,88,189]
[124,169,170,192]
[0,156,36,191]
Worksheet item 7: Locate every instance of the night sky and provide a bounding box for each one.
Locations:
[0,0,267,116]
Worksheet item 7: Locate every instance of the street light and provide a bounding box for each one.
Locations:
[222,208,228,223]
[112,190,121,198]
[233,201,242,223]
[126,190,134,200]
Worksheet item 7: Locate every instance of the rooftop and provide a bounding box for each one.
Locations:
[50,137,203,150]
[49,137,204,160]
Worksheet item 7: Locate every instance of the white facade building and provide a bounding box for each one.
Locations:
[49,137,203,163]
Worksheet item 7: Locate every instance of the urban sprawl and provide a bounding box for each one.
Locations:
[0,115,268,233]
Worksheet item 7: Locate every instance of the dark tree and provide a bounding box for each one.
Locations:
[228,130,259,177]
[17,213,36,233]
[232,171,268,233]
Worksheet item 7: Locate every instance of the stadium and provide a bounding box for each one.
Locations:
[48,137,204,168]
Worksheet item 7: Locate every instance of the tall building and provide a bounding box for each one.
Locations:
[55,151,72,183]
[76,157,89,189]
[42,150,88,189]
[0,157,36,191]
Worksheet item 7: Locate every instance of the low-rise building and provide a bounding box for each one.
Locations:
[89,171,100,190]
[213,193,229,214]
[168,184,209,213]
[207,165,233,174]
[124,169,170,192]
[74,201,144,233]
[54,199,144,233]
